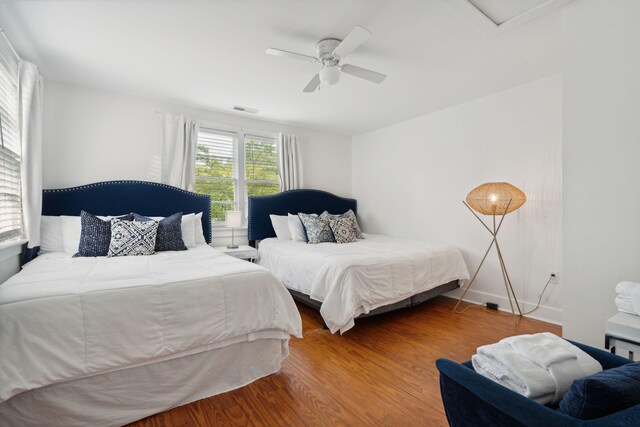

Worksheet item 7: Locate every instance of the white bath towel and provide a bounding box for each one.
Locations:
[632,287,640,315]
[616,295,637,315]
[615,281,640,298]
[503,333,601,402]
[472,333,602,404]
[472,343,557,403]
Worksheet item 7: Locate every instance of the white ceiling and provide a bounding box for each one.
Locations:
[468,0,551,24]
[0,0,568,136]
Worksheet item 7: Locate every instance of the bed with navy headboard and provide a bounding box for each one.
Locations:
[1,180,302,426]
[247,189,470,334]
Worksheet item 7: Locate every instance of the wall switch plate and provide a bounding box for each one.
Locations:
[549,271,560,284]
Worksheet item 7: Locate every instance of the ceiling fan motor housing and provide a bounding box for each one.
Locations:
[316,38,341,62]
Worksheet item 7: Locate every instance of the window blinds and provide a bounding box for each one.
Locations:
[0,36,22,243]
[195,128,239,222]
[244,134,278,182]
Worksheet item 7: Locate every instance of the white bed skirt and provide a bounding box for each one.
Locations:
[0,338,289,427]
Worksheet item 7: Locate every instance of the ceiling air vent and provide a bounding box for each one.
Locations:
[232,105,259,114]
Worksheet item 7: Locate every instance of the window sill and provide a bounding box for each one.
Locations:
[211,226,248,238]
[0,238,26,263]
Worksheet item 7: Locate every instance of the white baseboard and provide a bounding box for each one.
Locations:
[445,287,562,325]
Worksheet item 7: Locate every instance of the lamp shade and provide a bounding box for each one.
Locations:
[225,210,242,228]
[465,182,526,215]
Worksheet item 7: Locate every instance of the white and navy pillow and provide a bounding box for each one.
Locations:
[298,213,334,244]
[133,212,186,252]
[74,211,134,257]
[329,217,359,244]
[321,210,364,239]
[107,219,159,257]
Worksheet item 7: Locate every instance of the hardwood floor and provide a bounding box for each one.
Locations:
[128,297,561,427]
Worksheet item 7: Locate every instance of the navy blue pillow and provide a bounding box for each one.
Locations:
[75,211,134,257]
[559,362,640,420]
[133,212,187,252]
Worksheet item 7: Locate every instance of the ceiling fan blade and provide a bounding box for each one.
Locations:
[266,48,318,63]
[303,73,321,92]
[340,64,386,84]
[332,26,371,58]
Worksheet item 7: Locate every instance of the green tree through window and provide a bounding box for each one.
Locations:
[194,129,280,223]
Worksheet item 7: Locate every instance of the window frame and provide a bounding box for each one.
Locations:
[195,123,279,227]
[0,33,23,245]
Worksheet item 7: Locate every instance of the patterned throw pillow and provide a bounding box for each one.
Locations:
[107,219,159,257]
[298,213,335,244]
[321,210,364,239]
[133,212,187,252]
[75,211,134,257]
[329,217,359,244]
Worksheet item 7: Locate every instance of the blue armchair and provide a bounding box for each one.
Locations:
[436,341,640,426]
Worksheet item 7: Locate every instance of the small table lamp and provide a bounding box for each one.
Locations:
[225,210,242,249]
[454,182,526,323]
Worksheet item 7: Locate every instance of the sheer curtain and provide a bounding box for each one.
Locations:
[277,133,303,191]
[160,113,199,191]
[18,60,43,262]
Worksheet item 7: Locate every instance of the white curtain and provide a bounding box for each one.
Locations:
[160,113,199,191]
[18,61,43,252]
[277,133,303,191]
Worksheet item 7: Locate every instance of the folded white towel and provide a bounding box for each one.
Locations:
[615,281,640,298]
[616,295,637,314]
[472,343,556,403]
[472,333,602,404]
[632,287,640,315]
[503,332,600,402]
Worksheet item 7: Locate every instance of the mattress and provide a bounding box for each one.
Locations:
[0,245,302,404]
[258,233,470,333]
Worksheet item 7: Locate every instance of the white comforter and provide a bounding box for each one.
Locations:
[0,245,302,404]
[258,234,469,333]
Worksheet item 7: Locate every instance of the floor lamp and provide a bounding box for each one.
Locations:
[453,182,527,322]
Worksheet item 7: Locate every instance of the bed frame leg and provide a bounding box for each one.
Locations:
[322,322,329,330]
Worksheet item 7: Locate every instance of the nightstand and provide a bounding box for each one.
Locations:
[212,245,258,262]
[605,312,640,361]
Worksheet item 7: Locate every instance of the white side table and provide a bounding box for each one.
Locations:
[212,245,258,262]
[605,312,640,360]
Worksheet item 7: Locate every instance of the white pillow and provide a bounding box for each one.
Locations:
[194,212,207,244]
[61,215,82,255]
[288,213,316,242]
[270,214,292,240]
[181,213,196,248]
[40,216,64,253]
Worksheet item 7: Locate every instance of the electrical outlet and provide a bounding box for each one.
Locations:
[549,271,560,284]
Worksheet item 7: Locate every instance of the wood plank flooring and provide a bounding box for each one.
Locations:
[128,297,561,427]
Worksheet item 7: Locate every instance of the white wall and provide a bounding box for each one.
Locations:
[562,0,640,347]
[42,81,352,246]
[352,75,563,323]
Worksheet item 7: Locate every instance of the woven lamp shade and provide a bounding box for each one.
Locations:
[466,182,526,215]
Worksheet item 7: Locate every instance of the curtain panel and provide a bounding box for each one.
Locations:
[18,60,44,261]
[160,114,199,192]
[277,133,303,191]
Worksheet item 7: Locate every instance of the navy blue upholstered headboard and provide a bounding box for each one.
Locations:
[248,189,357,244]
[42,180,212,242]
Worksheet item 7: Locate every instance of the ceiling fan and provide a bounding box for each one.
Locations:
[266,26,386,92]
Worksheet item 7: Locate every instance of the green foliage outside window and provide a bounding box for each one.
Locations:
[194,135,280,222]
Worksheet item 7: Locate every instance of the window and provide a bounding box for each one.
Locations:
[195,127,279,224]
[0,36,22,243]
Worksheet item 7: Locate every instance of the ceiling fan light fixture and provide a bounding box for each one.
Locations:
[319,65,341,86]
